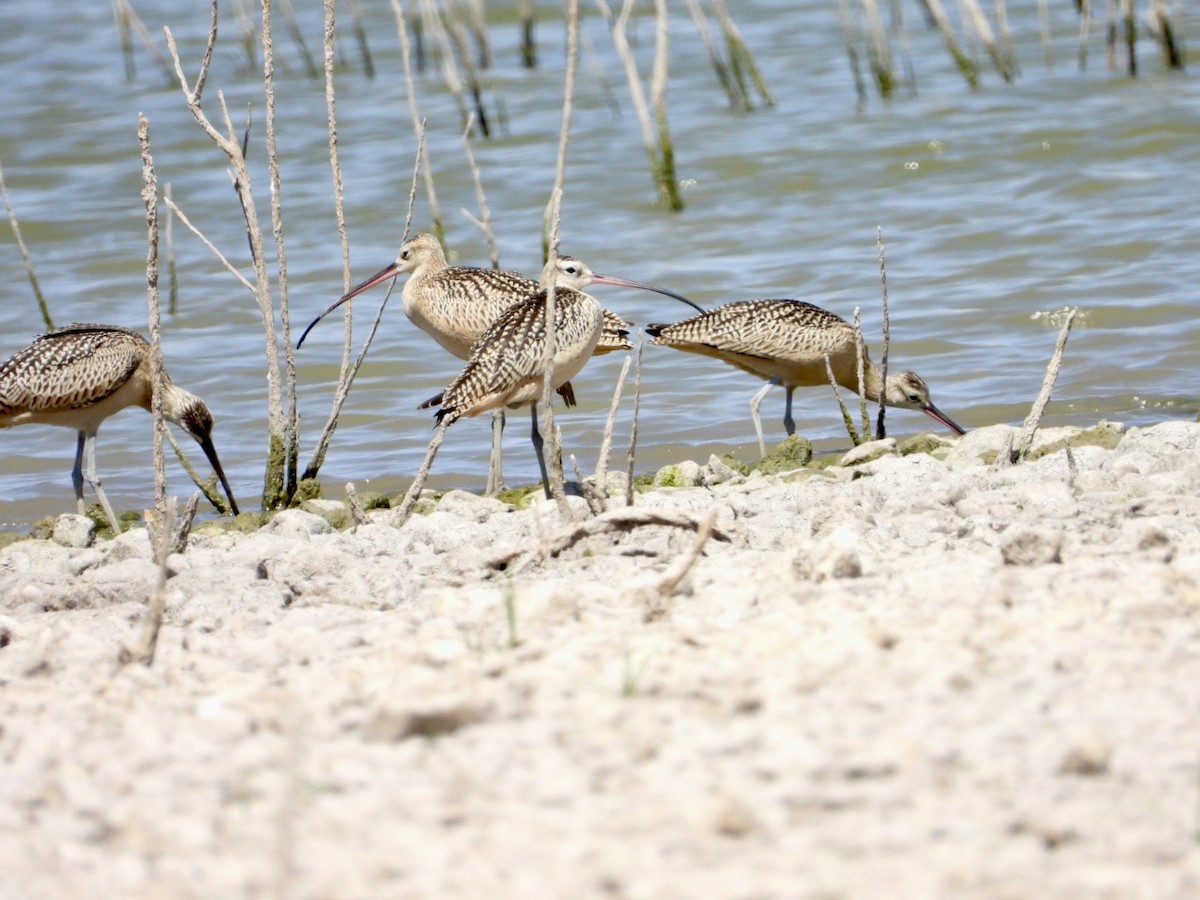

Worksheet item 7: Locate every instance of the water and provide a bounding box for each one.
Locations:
[1,1,1197,527]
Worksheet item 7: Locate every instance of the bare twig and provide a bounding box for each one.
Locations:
[593,354,632,506]
[460,112,498,267]
[171,492,201,554]
[139,114,165,544]
[345,482,368,526]
[654,507,717,599]
[165,5,288,509]
[489,507,731,574]
[391,0,444,242]
[264,0,299,503]
[162,197,256,294]
[1008,307,1079,464]
[917,0,980,88]
[625,337,644,507]
[852,307,870,439]
[344,0,376,77]
[875,228,890,439]
[0,159,54,330]
[825,352,861,446]
[391,418,450,528]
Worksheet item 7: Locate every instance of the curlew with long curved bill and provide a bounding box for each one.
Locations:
[646,299,965,457]
[0,323,240,529]
[298,233,701,491]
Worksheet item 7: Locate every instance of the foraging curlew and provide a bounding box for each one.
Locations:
[0,323,240,528]
[646,299,965,456]
[298,233,700,490]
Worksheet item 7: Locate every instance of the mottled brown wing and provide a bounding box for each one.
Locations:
[648,299,850,361]
[0,324,146,414]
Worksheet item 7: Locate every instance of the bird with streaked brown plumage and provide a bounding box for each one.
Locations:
[0,323,239,529]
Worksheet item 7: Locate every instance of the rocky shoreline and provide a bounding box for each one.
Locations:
[2,419,1199,898]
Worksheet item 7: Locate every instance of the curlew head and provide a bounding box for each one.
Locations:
[172,392,241,515]
[542,254,706,315]
[297,234,447,349]
[882,371,966,435]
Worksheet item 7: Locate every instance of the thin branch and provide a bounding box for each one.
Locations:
[391,418,451,528]
[625,337,645,507]
[460,112,498,267]
[593,354,632,506]
[0,160,54,330]
[1009,307,1079,464]
[161,196,255,294]
[875,228,890,439]
[391,0,444,242]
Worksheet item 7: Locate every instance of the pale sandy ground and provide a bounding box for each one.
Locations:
[2,419,1200,900]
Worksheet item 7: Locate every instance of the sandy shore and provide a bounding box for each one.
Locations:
[2,419,1200,899]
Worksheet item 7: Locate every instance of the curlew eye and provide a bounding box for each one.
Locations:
[400,249,411,260]
[564,264,579,275]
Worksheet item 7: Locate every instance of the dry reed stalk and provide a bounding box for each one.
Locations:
[140,114,164,542]
[917,0,980,87]
[1009,307,1079,464]
[459,112,499,268]
[825,352,861,446]
[625,338,644,507]
[391,418,450,528]
[518,0,537,68]
[162,197,254,294]
[593,354,633,507]
[571,453,605,516]
[112,0,174,82]
[0,160,53,330]
[682,0,744,109]
[345,482,368,526]
[277,0,319,78]
[443,3,491,136]
[859,0,895,96]
[264,0,300,502]
[537,0,583,520]
[165,2,288,510]
[959,0,1015,81]
[604,0,684,210]
[875,227,890,439]
[1148,0,1184,68]
[119,114,169,666]
[170,492,201,554]
[1078,0,1093,71]
[837,0,869,103]
[164,183,178,315]
[344,0,376,77]
[710,0,774,107]
[391,0,445,243]
[416,0,476,134]
[852,308,871,438]
[1037,0,1053,70]
[301,130,426,482]
[232,0,260,71]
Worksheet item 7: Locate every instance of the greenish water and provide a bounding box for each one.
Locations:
[1,1,1198,526]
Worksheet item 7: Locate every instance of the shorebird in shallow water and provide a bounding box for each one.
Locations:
[0,323,239,528]
[425,252,694,498]
[299,233,701,490]
[646,299,965,456]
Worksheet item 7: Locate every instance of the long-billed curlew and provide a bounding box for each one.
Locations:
[298,233,700,490]
[424,253,659,498]
[0,323,240,528]
[646,299,965,456]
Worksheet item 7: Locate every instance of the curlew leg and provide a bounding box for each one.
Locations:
[486,408,506,495]
[748,382,774,458]
[79,429,122,533]
[782,386,796,437]
[529,403,551,500]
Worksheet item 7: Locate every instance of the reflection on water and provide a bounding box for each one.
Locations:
[1,1,1198,526]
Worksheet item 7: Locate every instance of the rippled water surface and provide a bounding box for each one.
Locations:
[1,1,1198,525]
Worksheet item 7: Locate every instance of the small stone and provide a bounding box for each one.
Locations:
[702,455,745,486]
[794,527,863,581]
[653,461,702,488]
[840,438,898,467]
[1000,527,1063,566]
[757,434,813,474]
[300,499,352,530]
[1058,740,1111,777]
[362,700,489,743]
[264,509,334,538]
[51,514,95,549]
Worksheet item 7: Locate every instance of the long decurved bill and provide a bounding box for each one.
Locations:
[296,260,400,349]
[587,273,706,315]
[198,435,241,516]
[921,403,966,436]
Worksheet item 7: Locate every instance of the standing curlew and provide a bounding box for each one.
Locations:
[646,299,965,457]
[0,323,240,528]
[425,252,671,498]
[298,233,701,490]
